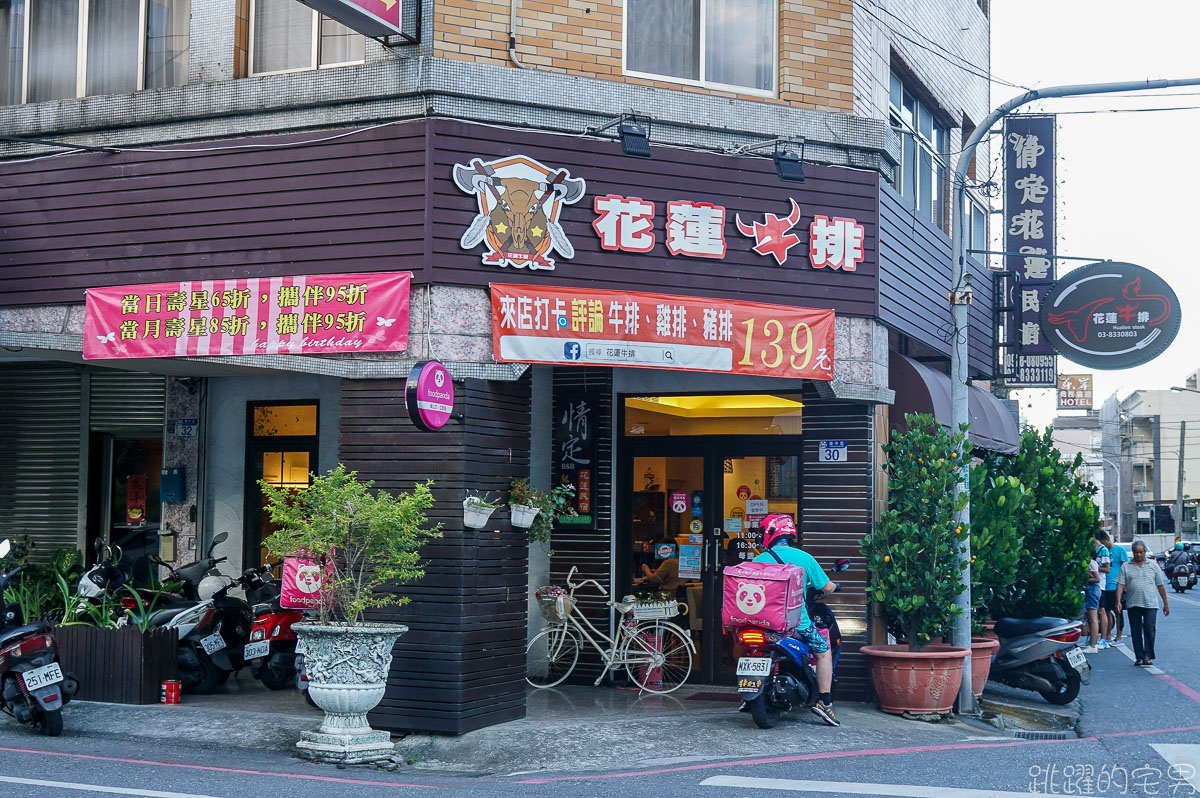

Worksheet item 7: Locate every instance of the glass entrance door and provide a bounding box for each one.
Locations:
[623,443,801,684]
[244,403,318,569]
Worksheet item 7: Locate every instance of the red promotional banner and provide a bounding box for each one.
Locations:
[84,272,410,360]
[491,283,835,380]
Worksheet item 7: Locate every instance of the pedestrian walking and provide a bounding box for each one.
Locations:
[1115,540,1170,666]
[1092,531,1111,649]
[1083,549,1104,654]
[1102,532,1128,644]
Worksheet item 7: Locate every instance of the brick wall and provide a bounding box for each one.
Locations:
[434,0,856,113]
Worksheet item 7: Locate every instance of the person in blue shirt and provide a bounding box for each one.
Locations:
[753,514,840,727]
[1100,532,1128,645]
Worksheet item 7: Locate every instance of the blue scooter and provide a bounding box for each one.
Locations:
[734,558,849,729]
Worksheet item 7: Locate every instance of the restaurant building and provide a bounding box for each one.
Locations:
[0,0,1009,732]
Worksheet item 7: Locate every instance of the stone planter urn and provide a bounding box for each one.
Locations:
[294,622,407,764]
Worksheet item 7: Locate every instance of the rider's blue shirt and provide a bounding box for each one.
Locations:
[752,544,829,631]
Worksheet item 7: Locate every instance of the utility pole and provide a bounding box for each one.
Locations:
[950,75,1200,715]
[1176,421,1186,539]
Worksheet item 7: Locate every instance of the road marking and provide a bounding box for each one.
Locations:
[0,775,217,798]
[1152,744,1200,791]
[701,775,1062,796]
[1173,594,1200,608]
[1112,634,1200,701]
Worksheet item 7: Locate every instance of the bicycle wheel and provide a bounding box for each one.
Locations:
[622,621,693,694]
[526,625,581,688]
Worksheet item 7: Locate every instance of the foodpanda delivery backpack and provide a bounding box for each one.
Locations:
[721,549,806,632]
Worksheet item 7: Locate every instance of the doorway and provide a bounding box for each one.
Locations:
[244,402,318,569]
[86,435,163,584]
[618,394,804,684]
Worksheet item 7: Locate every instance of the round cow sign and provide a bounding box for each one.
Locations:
[405,361,455,431]
[1039,262,1180,370]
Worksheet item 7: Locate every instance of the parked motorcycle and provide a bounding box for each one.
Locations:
[734,558,850,729]
[0,539,79,736]
[78,534,184,611]
[990,616,1089,705]
[241,564,308,690]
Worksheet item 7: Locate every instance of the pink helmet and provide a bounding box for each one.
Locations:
[761,514,798,549]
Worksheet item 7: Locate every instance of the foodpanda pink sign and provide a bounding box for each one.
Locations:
[405,361,454,431]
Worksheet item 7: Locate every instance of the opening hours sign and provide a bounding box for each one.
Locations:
[490,283,835,381]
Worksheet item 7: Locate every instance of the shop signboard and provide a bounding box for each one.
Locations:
[491,283,835,380]
[1004,115,1056,356]
[83,272,411,360]
[297,0,403,38]
[1003,353,1057,387]
[405,361,454,432]
[454,155,869,275]
[1040,262,1181,369]
[555,391,598,528]
[1056,374,1094,410]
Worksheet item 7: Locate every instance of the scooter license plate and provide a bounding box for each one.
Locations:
[1177,576,1189,588]
[244,641,270,660]
[295,639,306,655]
[736,657,772,677]
[737,676,766,694]
[21,662,63,691]
[1066,647,1087,669]
[200,632,226,655]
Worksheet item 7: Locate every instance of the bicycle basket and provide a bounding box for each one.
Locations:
[536,591,574,622]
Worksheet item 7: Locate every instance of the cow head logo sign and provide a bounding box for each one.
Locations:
[454,155,586,271]
[735,582,766,616]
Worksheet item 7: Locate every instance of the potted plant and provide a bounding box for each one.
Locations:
[509,480,577,546]
[860,413,970,715]
[462,491,500,529]
[261,464,439,764]
[508,478,542,529]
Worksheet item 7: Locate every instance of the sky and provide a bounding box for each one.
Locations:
[989,1,1200,428]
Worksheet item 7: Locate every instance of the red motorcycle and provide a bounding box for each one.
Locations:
[242,569,307,691]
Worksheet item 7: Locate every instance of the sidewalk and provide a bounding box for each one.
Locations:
[53,675,993,776]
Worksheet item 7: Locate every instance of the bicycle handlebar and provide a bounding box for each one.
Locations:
[564,566,607,596]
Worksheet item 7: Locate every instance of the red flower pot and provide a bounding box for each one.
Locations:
[927,637,1000,698]
[860,644,968,714]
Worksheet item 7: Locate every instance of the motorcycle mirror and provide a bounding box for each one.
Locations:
[93,537,105,553]
[207,531,229,557]
[0,539,9,559]
[833,558,851,572]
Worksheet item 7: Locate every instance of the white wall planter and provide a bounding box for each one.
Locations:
[293,622,407,765]
[463,499,497,529]
[509,503,540,529]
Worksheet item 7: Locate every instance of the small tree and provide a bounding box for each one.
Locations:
[968,457,1027,627]
[861,413,968,651]
[990,427,1097,619]
[261,464,441,626]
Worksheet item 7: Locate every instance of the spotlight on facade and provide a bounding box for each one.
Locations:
[773,139,806,183]
[618,118,652,159]
[587,113,653,159]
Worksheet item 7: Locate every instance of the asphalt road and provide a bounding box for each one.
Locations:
[0,595,1197,797]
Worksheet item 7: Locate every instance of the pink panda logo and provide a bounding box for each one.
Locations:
[735,582,766,616]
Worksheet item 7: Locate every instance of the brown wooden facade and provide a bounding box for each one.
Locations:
[0,118,995,376]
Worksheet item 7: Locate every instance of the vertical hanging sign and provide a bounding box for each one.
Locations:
[1003,115,1057,386]
[554,392,598,528]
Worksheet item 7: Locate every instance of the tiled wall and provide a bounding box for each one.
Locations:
[434,0,856,112]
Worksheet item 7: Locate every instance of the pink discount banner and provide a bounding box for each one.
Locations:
[83,272,411,360]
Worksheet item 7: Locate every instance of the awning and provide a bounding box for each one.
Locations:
[889,352,1020,455]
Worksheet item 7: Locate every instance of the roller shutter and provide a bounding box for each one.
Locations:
[89,371,166,436]
[0,364,83,556]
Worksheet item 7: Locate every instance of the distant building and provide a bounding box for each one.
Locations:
[1100,386,1200,541]
[1052,412,1105,523]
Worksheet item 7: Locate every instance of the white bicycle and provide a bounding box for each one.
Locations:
[526,566,695,693]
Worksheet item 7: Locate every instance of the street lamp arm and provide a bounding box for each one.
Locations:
[947,74,1200,715]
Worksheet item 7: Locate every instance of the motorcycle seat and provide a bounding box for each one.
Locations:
[147,603,199,626]
[994,616,1071,638]
[0,623,50,648]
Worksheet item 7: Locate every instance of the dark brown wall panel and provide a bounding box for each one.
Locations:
[341,375,531,734]
[0,125,430,305]
[799,389,873,702]
[877,180,996,377]
[427,120,881,317]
